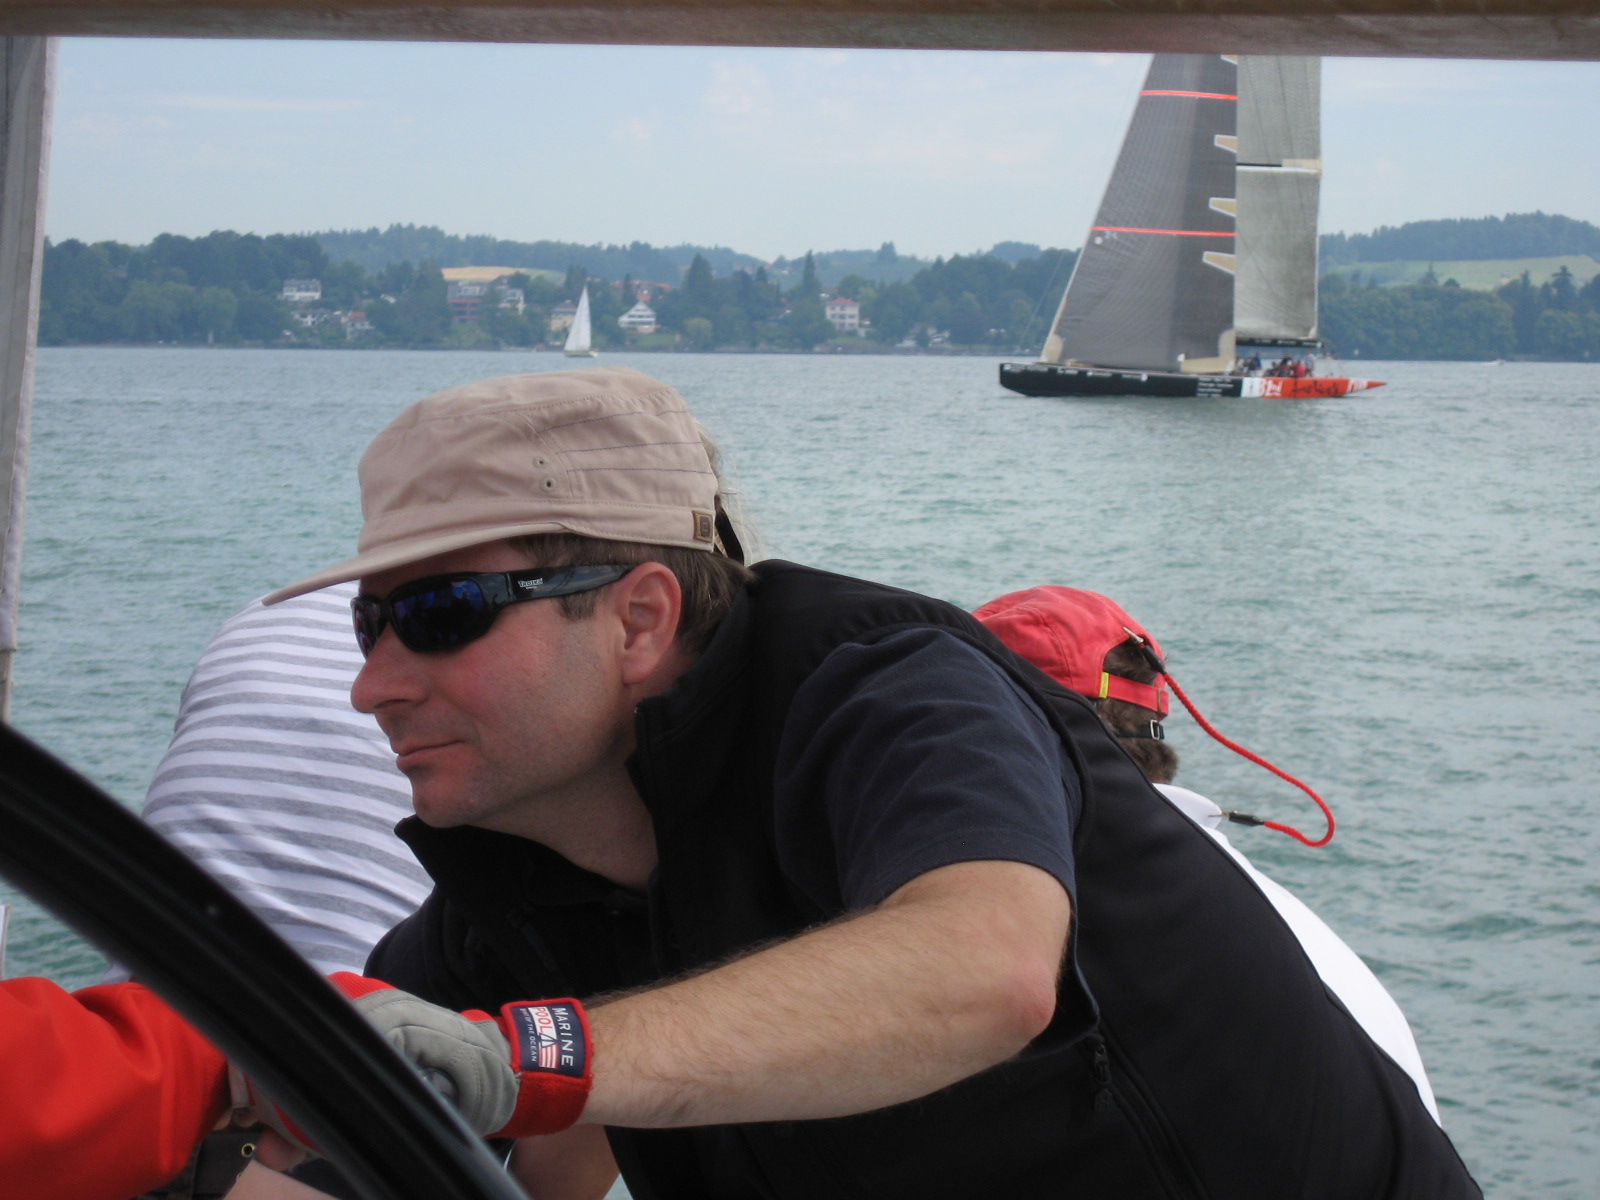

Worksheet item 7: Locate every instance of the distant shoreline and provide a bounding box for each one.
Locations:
[35,344,1596,364]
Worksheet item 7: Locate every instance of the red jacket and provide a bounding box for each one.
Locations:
[0,977,229,1200]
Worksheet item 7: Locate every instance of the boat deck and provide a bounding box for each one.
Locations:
[999,362,1383,399]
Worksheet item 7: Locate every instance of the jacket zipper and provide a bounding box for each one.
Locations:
[1087,1029,1211,1200]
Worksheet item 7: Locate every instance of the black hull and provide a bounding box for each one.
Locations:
[999,362,1241,398]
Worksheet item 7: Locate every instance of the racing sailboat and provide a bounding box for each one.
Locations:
[563,284,599,357]
[1000,55,1382,400]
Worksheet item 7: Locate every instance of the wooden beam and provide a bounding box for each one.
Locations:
[0,37,52,721]
[0,0,1598,60]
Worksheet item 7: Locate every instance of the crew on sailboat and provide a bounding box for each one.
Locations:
[267,365,1475,1200]
[974,584,1443,1118]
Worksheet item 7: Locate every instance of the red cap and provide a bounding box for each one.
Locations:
[974,586,1169,715]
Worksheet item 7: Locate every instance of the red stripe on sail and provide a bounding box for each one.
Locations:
[1091,226,1235,237]
[1140,90,1238,100]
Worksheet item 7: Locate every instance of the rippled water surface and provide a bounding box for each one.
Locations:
[6,348,1598,1197]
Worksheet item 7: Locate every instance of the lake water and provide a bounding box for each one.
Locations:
[4,347,1598,1197]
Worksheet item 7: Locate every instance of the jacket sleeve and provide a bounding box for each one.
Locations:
[0,977,229,1200]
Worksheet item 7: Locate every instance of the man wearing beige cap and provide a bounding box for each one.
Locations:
[268,367,1478,1200]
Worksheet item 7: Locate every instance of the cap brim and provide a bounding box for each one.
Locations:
[263,518,588,604]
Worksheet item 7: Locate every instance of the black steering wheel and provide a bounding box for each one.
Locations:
[0,721,526,1200]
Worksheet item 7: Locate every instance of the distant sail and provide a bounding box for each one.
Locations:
[1044,54,1239,374]
[564,285,597,357]
[1235,56,1321,341]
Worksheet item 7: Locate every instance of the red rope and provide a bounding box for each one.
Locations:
[1163,673,1336,848]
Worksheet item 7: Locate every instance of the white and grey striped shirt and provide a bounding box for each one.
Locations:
[140,584,431,976]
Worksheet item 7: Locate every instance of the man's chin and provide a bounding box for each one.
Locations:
[403,764,520,832]
[405,775,477,829]
[410,794,473,828]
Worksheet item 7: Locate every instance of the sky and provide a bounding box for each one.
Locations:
[43,40,1600,262]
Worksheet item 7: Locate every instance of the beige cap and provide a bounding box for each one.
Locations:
[265,367,717,603]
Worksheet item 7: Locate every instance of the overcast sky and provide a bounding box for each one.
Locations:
[43,40,1600,261]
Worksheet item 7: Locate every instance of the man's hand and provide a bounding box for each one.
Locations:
[243,975,594,1150]
[251,1130,310,1173]
[336,975,593,1139]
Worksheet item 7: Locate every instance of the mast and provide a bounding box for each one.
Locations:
[0,37,55,720]
[1042,54,1238,374]
[1235,56,1321,343]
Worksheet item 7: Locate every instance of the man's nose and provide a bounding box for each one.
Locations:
[351,628,425,714]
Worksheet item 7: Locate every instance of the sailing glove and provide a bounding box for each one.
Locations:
[246,973,593,1150]
[332,973,593,1137]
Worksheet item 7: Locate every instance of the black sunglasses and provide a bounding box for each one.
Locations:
[352,564,633,657]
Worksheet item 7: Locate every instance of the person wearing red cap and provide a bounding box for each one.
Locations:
[972,585,1180,786]
[975,585,1442,1120]
[261,367,1478,1200]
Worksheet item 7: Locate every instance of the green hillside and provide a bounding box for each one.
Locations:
[1319,213,1600,266]
[1323,255,1600,291]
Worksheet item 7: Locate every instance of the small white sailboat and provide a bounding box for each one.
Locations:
[563,285,599,357]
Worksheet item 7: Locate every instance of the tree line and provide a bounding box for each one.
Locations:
[646,248,1078,350]
[35,232,1080,352]
[35,227,1600,360]
[1320,267,1600,361]
[40,232,327,345]
[38,231,594,349]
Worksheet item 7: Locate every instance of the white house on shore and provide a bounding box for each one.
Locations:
[281,279,322,303]
[824,296,862,334]
[618,301,658,334]
[343,311,375,338]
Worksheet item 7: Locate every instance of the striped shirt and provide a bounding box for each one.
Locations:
[140,585,430,976]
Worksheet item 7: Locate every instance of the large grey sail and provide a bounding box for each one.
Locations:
[1235,56,1321,341]
[1043,55,1238,373]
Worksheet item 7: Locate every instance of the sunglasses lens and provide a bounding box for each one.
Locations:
[391,578,495,652]
[351,598,384,658]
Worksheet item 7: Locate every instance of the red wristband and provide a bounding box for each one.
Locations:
[492,998,594,1137]
[329,971,397,1001]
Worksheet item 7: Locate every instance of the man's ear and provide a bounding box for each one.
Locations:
[611,562,684,688]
